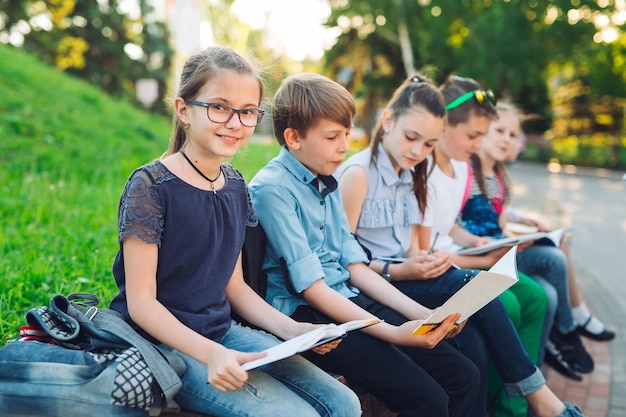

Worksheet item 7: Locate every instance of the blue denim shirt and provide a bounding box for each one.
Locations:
[336,143,420,260]
[249,147,368,316]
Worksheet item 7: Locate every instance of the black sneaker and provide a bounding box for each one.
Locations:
[544,340,583,381]
[550,328,595,374]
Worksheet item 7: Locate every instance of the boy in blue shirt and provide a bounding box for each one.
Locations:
[249,73,480,417]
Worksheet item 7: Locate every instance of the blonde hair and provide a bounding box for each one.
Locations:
[496,102,522,120]
[470,101,520,201]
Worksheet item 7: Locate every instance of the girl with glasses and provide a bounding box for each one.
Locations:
[108,46,361,417]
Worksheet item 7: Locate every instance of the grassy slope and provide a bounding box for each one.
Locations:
[0,44,279,343]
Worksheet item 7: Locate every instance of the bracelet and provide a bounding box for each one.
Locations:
[381,262,392,282]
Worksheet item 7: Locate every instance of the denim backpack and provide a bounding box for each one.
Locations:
[0,293,186,417]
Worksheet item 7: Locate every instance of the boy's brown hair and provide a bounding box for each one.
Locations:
[272,73,355,145]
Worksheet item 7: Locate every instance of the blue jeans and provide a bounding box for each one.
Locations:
[516,244,575,334]
[0,341,152,417]
[292,296,480,417]
[170,321,361,417]
[393,268,546,415]
[531,276,558,365]
[488,273,548,417]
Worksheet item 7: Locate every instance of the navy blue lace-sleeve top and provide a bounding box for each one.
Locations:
[109,160,257,343]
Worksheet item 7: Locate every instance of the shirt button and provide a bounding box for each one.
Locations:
[320,200,324,205]
[319,225,324,230]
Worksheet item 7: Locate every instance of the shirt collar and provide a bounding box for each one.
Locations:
[377,142,413,186]
[277,147,338,197]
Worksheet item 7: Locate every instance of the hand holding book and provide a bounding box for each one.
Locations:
[412,246,519,335]
[242,318,383,370]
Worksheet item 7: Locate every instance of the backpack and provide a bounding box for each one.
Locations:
[461,161,473,210]
[0,293,186,417]
[241,224,268,299]
[240,223,298,298]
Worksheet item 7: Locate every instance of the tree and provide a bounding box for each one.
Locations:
[323,0,422,136]
[1,0,173,112]
[197,0,322,132]
[323,0,623,136]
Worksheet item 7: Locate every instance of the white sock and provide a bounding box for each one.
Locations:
[572,303,590,323]
[573,302,605,333]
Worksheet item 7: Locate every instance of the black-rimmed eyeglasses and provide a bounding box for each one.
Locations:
[186,99,265,127]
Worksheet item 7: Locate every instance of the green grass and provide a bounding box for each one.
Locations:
[0,44,280,344]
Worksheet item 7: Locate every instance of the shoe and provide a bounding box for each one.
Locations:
[577,316,616,341]
[578,324,616,341]
[556,402,586,417]
[550,329,595,374]
[544,341,583,381]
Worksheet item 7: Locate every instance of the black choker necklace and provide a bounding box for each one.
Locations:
[180,151,222,194]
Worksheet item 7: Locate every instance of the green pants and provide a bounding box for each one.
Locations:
[487,271,547,417]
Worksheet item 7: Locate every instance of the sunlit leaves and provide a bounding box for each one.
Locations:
[1,0,173,113]
[55,35,87,69]
[323,0,623,139]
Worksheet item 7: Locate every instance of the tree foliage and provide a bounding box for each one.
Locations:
[199,0,323,112]
[1,0,173,113]
[323,0,624,136]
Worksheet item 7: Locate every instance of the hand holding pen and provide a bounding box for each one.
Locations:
[427,232,440,255]
[426,232,461,270]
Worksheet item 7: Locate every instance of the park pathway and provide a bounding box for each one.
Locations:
[509,161,626,417]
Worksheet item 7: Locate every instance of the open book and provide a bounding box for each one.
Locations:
[412,246,519,335]
[242,318,383,370]
[508,225,574,247]
[375,256,408,264]
[454,226,574,256]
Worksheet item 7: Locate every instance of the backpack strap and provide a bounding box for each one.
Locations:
[241,224,268,298]
[233,224,270,329]
[87,308,184,409]
[460,162,473,211]
[492,172,507,214]
[61,294,185,409]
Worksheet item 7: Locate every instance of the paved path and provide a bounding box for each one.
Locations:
[508,162,626,417]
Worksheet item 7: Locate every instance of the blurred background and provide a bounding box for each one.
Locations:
[2,0,625,166]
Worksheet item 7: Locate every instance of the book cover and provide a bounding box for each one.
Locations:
[412,246,519,335]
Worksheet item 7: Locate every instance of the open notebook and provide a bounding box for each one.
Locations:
[455,226,573,256]
[413,246,519,335]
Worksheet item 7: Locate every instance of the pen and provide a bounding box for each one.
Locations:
[428,232,440,255]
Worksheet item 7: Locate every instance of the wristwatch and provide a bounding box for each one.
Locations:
[381,262,392,282]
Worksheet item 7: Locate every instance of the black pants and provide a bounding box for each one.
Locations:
[292,294,480,417]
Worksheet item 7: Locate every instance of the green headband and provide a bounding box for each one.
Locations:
[445,90,496,111]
